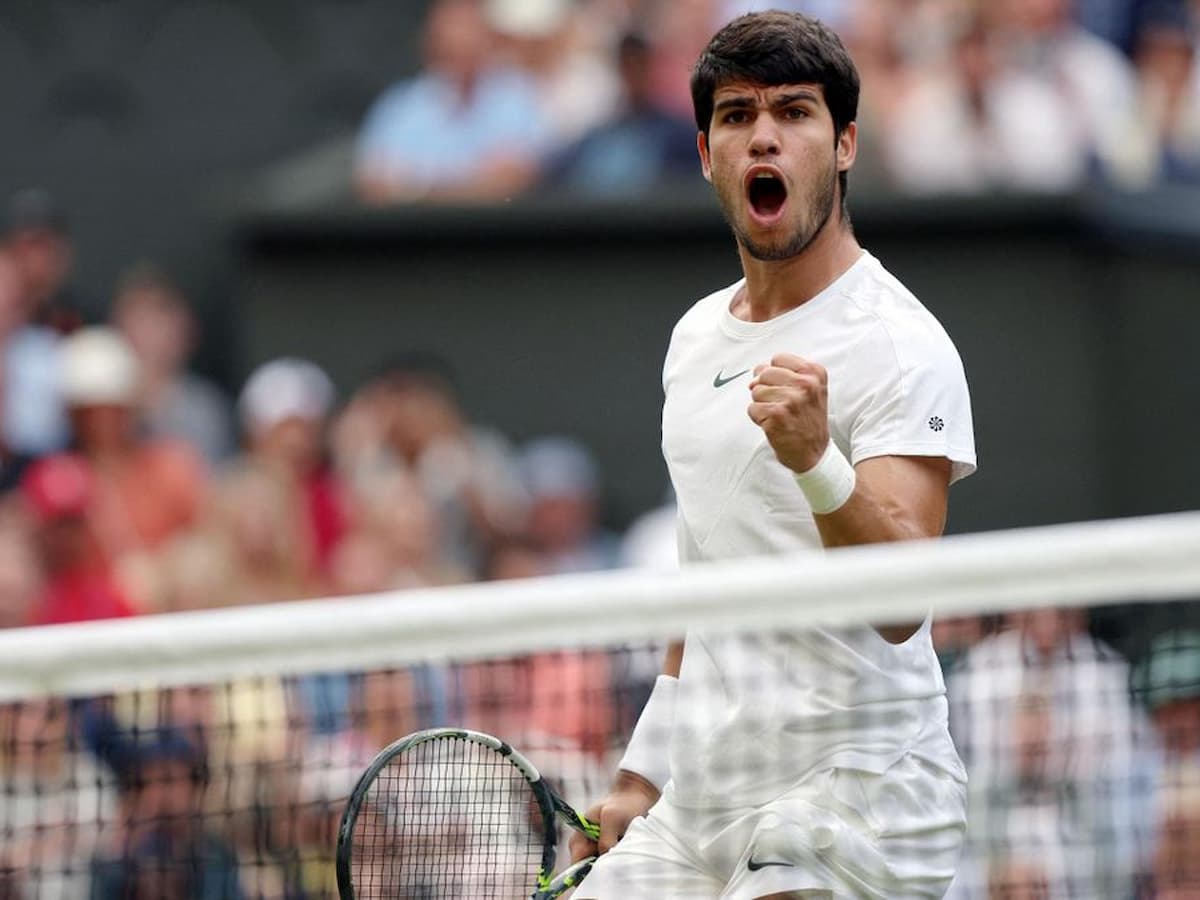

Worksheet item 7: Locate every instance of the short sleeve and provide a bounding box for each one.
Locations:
[842,318,976,484]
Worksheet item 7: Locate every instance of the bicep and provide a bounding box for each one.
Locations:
[853,454,952,539]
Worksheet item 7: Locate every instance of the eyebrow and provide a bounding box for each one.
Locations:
[713,90,822,113]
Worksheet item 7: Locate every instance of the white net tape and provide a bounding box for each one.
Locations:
[2,512,1199,700]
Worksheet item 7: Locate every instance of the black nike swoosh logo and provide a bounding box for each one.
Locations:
[747,858,795,871]
[713,368,751,388]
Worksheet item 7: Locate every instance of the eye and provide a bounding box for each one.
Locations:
[723,110,749,125]
[785,106,808,120]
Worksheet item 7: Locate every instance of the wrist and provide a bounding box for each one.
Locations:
[793,440,856,515]
[616,674,678,791]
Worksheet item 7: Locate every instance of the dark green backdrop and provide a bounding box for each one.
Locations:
[234,191,1200,533]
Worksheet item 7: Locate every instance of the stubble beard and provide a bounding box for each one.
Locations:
[722,159,838,263]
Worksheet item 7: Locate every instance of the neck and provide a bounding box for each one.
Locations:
[733,215,862,322]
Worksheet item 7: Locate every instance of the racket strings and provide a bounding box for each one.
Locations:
[353,737,547,898]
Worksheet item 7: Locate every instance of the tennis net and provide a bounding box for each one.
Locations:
[1,512,1198,899]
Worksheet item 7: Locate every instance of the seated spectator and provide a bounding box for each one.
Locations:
[335,353,527,578]
[57,327,206,606]
[0,697,117,899]
[105,675,297,897]
[158,462,316,611]
[1106,6,1200,188]
[1133,629,1200,894]
[883,11,1094,193]
[110,263,235,465]
[236,357,346,581]
[992,0,1138,183]
[335,464,466,591]
[1135,629,1200,766]
[978,691,1069,899]
[487,0,621,148]
[519,435,619,574]
[354,0,552,203]
[946,607,1152,898]
[18,455,138,625]
[84,711,243,900]
[539,31,704,195]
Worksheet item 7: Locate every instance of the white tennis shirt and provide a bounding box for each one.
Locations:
[660,250,976,809]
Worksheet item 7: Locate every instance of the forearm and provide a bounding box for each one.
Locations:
[800,453,952,642]
[813,474,943,549]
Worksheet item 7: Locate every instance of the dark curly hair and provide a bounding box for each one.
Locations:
[691,11,860,203]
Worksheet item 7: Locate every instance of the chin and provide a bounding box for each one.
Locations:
[742,230,809,262]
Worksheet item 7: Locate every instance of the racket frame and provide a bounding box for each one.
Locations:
[336,727,599,900]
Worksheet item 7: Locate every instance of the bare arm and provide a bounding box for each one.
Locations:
[814,454,951,641]
[750,354,954,641]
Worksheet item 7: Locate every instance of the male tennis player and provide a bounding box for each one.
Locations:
[571,11,975,899]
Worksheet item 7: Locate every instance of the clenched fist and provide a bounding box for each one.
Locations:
[747,353,830,474]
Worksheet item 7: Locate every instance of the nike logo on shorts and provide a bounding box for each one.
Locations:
[747,858,794,871]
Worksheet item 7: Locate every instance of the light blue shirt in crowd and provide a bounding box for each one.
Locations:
[356,68,551,191]
[3,325,68,456]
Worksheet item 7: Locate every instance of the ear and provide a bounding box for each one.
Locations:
[697,131,713,183]
[836,121,857,174]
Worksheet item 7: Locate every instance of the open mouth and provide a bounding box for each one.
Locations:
[747,172,787,219]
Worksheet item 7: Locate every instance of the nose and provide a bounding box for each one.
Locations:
[748,117,781,157]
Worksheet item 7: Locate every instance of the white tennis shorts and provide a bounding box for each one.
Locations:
[575,753,967,900]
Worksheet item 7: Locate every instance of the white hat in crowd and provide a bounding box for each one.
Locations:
[59,326,141,407]
[238,357,335,435]
[485,0,570,37]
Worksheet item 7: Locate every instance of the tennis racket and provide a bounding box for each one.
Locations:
[336,727,600,900]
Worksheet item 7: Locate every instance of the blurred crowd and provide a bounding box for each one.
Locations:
[352,0,1200,203]
[0,187,669,632]
[0,184,673,897]
[935,610,1200,898]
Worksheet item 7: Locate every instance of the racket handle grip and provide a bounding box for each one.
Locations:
[532,856,595,900]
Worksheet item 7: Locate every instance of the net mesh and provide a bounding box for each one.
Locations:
[1,513,1198,900]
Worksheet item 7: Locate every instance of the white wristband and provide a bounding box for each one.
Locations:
[616,674,677,791]
[793,441,856,515]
